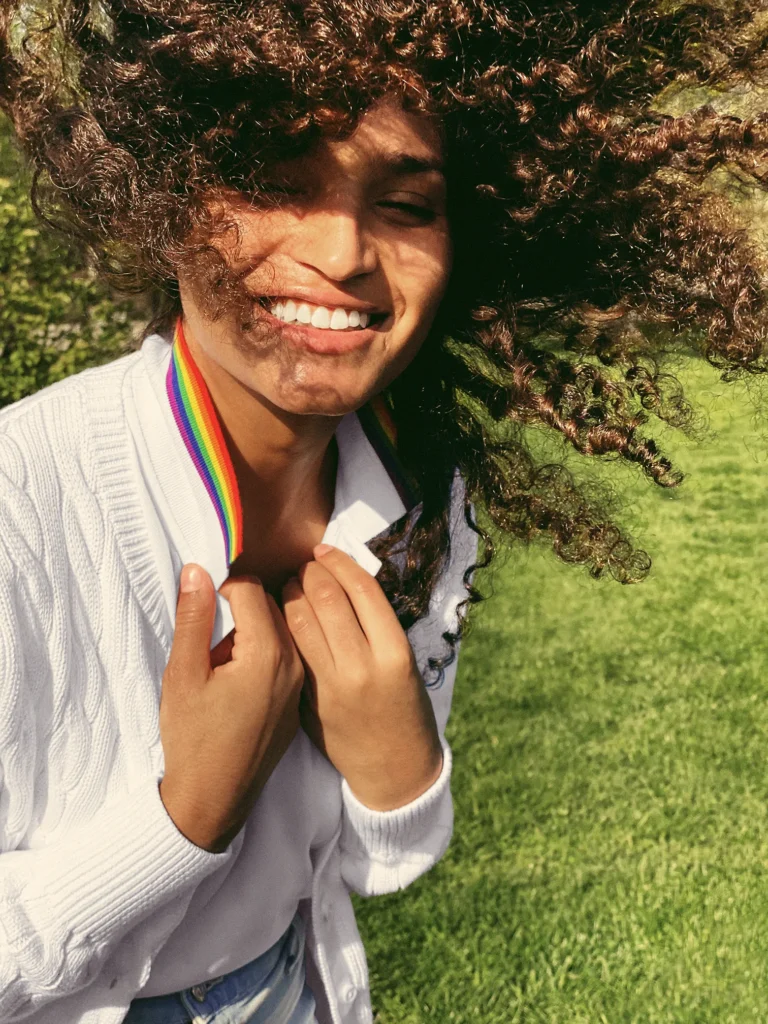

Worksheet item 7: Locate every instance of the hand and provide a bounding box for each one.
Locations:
[281,544,443,811]
[159,564,305,853]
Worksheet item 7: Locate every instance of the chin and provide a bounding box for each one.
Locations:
[265,375,377,418]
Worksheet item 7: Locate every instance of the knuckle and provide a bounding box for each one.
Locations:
[175,597,208,628]
[351,576,377,598]
[380,644,414,677]
[345,664,372,690]
[284,605,311,635]
[314,584,338,607]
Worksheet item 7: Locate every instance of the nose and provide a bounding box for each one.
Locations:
[291,204,378,282]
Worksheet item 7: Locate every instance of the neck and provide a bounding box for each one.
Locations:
[181,318,341,519]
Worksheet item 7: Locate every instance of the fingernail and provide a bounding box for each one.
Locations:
[314,544,335,557]
[181,565,203,592]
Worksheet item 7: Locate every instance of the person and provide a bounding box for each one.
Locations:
[1,2,768,1022]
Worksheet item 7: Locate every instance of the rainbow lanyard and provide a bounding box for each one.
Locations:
[166,317,420,569]
[166,319,243,565]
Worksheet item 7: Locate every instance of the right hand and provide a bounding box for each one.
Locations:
[158,564,305,853]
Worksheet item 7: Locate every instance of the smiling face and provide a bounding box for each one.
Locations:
[178,97,452,417]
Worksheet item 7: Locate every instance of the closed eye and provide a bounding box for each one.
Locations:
[377,201,437,223]
[251,185,439,224]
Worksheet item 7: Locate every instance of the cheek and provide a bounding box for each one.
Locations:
[371,237,452,392]
[389,235,453,328]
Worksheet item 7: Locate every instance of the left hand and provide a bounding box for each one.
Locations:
[281,544,444,811]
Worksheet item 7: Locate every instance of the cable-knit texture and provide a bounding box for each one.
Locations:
[0,363,230,1021]
[0,352,477,1024]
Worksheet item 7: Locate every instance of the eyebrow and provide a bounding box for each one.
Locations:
[378,153,446,177]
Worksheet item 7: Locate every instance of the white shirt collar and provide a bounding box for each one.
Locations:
[126,332,418,645]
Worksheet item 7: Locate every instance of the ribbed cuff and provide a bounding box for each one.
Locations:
[339,741,453,894]
[1,774,231,952]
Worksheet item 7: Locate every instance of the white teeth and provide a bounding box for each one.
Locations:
[330,308,349,330]
[264,297,377,329]
[311,306,331,329]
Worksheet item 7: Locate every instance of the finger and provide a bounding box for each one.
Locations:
[167,564,216,687]
[282,576,336,673]
[311,544,401,649]
[263,590,302,663]
[295,562,370,666]
[210,629,235,669]
[299,686,329,760]
[217,575,273,655]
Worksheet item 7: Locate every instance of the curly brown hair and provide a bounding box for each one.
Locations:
[3,0,768,682]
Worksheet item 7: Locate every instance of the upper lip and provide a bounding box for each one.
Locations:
[257,288,386,314]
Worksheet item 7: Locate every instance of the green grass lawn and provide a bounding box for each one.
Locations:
[354,358,768,1023]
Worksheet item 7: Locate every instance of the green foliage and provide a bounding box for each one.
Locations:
[0,115,136,408]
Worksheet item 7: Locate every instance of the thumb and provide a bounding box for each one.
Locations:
[168,564,216,685]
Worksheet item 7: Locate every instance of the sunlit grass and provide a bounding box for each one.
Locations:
[355,358,768,1023]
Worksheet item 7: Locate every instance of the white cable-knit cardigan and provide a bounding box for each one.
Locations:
[0,334,477,1024]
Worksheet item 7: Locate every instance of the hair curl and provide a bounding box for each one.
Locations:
[3,0,768,681]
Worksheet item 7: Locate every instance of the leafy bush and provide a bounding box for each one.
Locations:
[0,115,137,407]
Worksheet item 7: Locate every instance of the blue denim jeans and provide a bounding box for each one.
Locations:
[123,913,317,1024]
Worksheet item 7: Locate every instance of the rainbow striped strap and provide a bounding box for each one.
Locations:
[166,319,244,565]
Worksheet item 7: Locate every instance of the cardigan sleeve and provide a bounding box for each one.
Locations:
[338,473,479,896]
[0,461,232,1021]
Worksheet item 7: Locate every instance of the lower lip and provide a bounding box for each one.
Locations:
[258,306,387,355]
